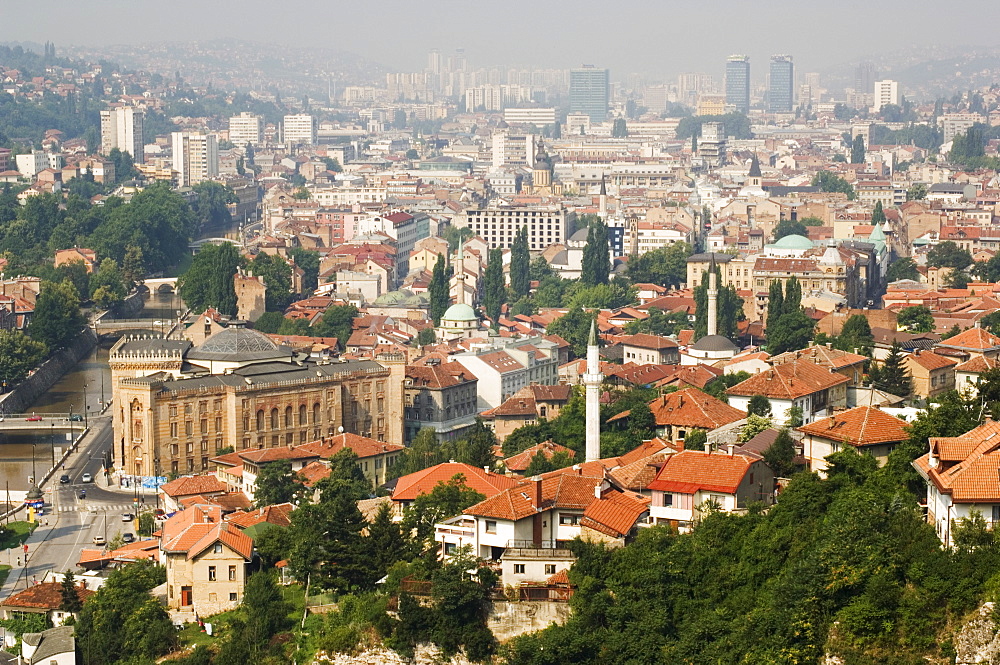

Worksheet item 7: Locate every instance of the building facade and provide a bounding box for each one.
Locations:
[283,114,316,146]
[725,55,751,115]
[457,206,576,251]
[569,66,610,123]
[769,55,794,113]
[171,131,219,186]
[100,107,145,164]
[228,112,264,147]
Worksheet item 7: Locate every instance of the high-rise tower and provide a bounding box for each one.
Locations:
[584,320,603,462]
[725,55,750,115]
[570,66,610,123]
[769,55,794,113]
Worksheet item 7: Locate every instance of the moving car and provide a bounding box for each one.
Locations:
[122,533,135,544]
[122,513,134,522]
[92,535,106,546]
[25,414,42,421]
[59,474,70,484]
[81,473,92,483]
[69,414,83,422]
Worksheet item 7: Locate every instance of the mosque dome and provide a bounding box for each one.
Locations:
[771,234,814,250]
[691,334,738,353]
[442,303,478,322]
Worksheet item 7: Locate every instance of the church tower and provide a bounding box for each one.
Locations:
[584,319,603,462]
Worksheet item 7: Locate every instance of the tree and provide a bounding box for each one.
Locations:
[60,570,83,613]
[897,305,935,333]
[288,246,320,293]
[927,241,973,270]
[365,502,411,580]
[834,314,875,356]
[767,310,815,355]
[89,258,127,309]
[783,276,802,315]
[456,418,498,469]
[763,428,797,478]
[312,304,358,349]
[851,134,866,164]
[812,170,856,199]
[178,242,242,317]
[191,181,236,230]
[56,260,90,301]
[870,201,886,226]
[107,147,136,182]
[580,215,611,286]
[773,219,808,242]
[546,306,597,358]
[625,242,691,289]
[429,254,450,326]
[254,460,304,507]
[623,307,688,337]
[249,252,293,311]
[28,280,85,351]
[871,341,912,397]
[767,280,784,334]
[483,247,505,328]
[441,226,473,253]
[510,226,530,298]
[684,429,708,451]
[886,257,920,282]
[739,413,772,443]
[0,329,46,386]
[121,244,145,287]
[428,550,498,661]
[403,475,486,545]
[748,394,773,417]
[417,327,436,346]
[907,183,928,201]
[611,118,628,138]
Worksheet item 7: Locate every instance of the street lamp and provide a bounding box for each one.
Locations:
[83,381,89,428]
[50,422,55,470]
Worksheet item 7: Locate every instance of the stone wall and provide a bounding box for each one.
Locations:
[488,600,572,642]
[0,327,98,414]
[113,291,146,318]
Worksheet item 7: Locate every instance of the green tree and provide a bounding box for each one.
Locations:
[907,183,928,201]
[773,219,808,242]
[288,246,320,293]
[767,280,784,334]
[365,502,411,580]
[312,304,358,349]
[897,305,935,333]
[927,241,973,270]
[546,306,597,358]
[483,247,505,328]
[748,394,772,417]
[510,226,530,298]
[783,276,802,315]
[625,242,691,289]
[0,329,46,386]
[886,257,920,282]
[121,244,145,287]
[429,254,449,326]
[812,170,856,199]
[394,428,451,478]
[768,311,815,355]
[763,428,797,478]
[834,314,875,356]
[417,327,436,346]
[89,258,127,309]
[254,460,304,507]
[941,324,963,340]
[580,215,611,286]
[871,341,913,397]
[441,226,473,253]
[28,279,85,350]
[611,118,628,138]
[56,260,90,301]
[851,134,866,164]
[428,549,498,661]
[456,418,498,469]
[403,475,486,545]
[252,310,286,334]
[107,147,136,182]
[190,181,236,230]
[870,200,886,226]
[178,242,243,317]
[249,252,293,311]
[60,570,83,613]
[623,307,688,337]
[684,429,708,451]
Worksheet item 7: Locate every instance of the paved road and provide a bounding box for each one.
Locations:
[0,416,152,598]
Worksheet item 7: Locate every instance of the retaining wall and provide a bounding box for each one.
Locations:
[0,327,98,415]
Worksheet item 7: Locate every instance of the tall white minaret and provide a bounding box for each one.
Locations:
[707,254,719,337]
[599,176,608,220]
[584,319,604,462]
[455,239,465,306]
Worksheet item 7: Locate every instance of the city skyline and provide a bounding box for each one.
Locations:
[3,0,999,82]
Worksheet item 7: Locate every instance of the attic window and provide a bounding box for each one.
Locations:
[214,543,223,553]
[520,492,530,500]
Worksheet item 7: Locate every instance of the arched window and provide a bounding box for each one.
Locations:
[313,403,321,425]
[270,408,279,429]
[285,406,293,428]
[299,405,307,426]
[256,410,264,431]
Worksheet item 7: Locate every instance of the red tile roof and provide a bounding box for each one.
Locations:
[955,355,1000,373]
[797,406,909,446]
[466,473,603,521]
[1,582,93,611]
[914,421,1000,502]
[647,388,746,429]
[937,326,1000,352]
[727,359,850,399]
[619,333,679,350]
[226,503,294,530]
[503,442,576,473]
[159,474,228,498]
[297,433,404,459]
[392,462,517,502]
[580,490,650,538]
[770,345,866,370]
[905,351,959,371]
[647,449,756,495]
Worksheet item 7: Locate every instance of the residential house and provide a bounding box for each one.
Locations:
[0,583,92,627]
[769,344,868,386]
[158,474,229,512]
[913,419,1000,545]
[160,504,254,615]
[647,449,774,530]
[404,361,479,444]
[12,625,76,665]
[955,355,1000,398]
[934,326,1000,363]
[389,462,517,517]
[452,336,562,409]
[902,351,958,400]
[502,441,576,476]
[480,385,573,443]
[796,406,910,473]
[727,359,850,425]
[638,388,746,447]
[53,247,97,273]
[617,333,680,365]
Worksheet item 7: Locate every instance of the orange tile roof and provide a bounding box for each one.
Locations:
[647,387,746,429]
[770,345,867,370]
[906,351,959,371]
[615,437,678,466]
[1,582,93,610]
[159,474,227,498]
[466,473,604,521]
[77,539,160,567]
[226,503,294,530]
[580,490,650,538]
[914,421,1000,502]
[955,355,1000,373]
[297,460,331,488]
[608,451,673,491]
[187,522,254,561]
[503,442,576,473]
[647,449,756,495]
[936,326,1000,352]
[619,333,679,350]
[392,462,516,501]
[296,433,404,459]
[406,363,478,388]
[797,406,909,446]
[727,359,850,400]
[238,446,317,464]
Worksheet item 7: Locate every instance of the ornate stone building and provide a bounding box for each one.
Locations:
[110,325,405,479]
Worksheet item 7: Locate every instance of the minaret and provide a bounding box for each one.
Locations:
[707,254,719,337]
[455,240,465,306]
[599,176,608,220]
[584,319,603,462]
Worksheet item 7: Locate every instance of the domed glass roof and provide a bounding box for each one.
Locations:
[771,234,814,250]
[442,303,478,322]
[187,326,294,362]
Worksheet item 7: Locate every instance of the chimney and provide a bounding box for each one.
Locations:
[530,475,544,547]
[728,444,735,457]
[530,475,543,510]
[572,464,582,475]
[928,448,939,469]
[703,442,712,454]
[594,484,602,499]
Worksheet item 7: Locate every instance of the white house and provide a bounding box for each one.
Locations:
[726,358,849,425]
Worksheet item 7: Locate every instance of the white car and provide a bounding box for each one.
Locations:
[81,473,93,483]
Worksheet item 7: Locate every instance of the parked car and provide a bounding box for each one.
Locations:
[122,513,134,522]
[81,473,92,483]
[92,535,106,546]
[25,414,42,421]
[59,474,70,484]
[69,414,83,422]
[122,533,135,544]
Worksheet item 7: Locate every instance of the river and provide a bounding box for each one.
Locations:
[0,291,184,495]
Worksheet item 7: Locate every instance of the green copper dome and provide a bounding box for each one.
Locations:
[442,303,478,322]
[771,234,814,250]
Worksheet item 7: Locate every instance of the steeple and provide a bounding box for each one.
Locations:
[584,318,603,463]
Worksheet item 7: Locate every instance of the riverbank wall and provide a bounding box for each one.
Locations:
[0,327,99,415]
[113,291,145,318]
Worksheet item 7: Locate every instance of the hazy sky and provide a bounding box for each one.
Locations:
[4,0,1000,80]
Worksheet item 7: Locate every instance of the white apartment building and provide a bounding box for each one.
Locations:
[491,130,533,169]
[938,113,985,143]
[228,112,264,147]
[171,132,219,187]
[311,187,387,207]
[452,336,562,409]
[283,114,316,146]
[873,80,899,112]
[503,107,557,127]
[457,206,576,251]
[100,107,145,163]
[15,151,62,179]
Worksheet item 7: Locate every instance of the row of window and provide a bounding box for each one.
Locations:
[512,564,559,575]
[207,564,238,581]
